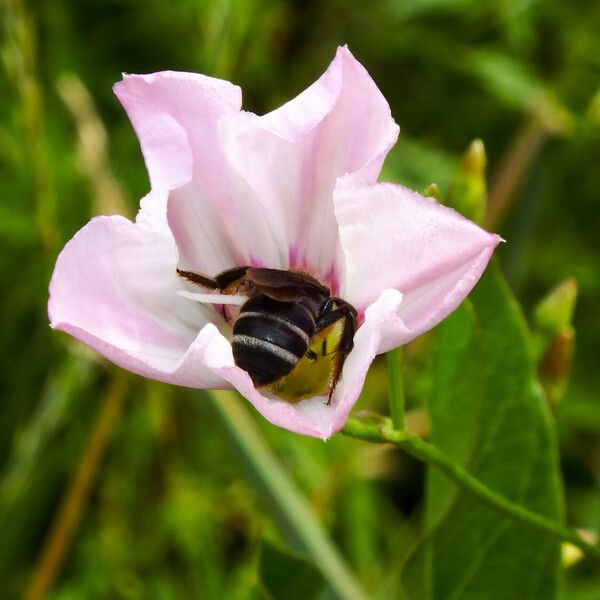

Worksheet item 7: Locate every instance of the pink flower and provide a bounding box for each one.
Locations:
[48,47,500,439]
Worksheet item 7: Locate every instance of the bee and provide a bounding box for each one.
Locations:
[177,266,357,404]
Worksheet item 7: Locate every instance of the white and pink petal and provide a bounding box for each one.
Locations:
[220,46,399,287]
[48,201,224,389]
[166,173,287,277]
[114,70,242,192]
[334,180,500,348]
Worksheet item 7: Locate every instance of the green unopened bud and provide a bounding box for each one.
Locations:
[446,139,486,224]
[534,277,577,336]
[422,183,442,201]
[533,278,578,405]
[539,326,575,406]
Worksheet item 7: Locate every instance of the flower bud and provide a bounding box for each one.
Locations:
[446,139,486,224]
[538,326,575,406]
[534,277,577,336]
[533,278,577,405]
[422,183,441,201]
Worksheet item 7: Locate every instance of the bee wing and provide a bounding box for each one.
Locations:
[246,268,329,301]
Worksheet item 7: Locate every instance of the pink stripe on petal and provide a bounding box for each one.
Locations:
[167,175,287,277]
[221,46,399,279]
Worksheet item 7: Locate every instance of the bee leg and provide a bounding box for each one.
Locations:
[325,297,358,320]
[316,299,357,351]
[177,268,220,289]
[315,301,357,405]
[327,314,357,405]
[214,265,252,290]
[220,305,231,323]
[177,266,251,323]
[177,265,251,292]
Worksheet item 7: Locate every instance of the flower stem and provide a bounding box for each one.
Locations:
[387,347,405,431]
[208,390,368,600]
[341,416,600,562]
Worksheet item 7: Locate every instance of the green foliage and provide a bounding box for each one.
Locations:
[404,265,563,599]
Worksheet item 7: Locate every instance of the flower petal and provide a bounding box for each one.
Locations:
[166,180,243,276]
[114,71,242,191]
[221,46,399,286]
[335,180,500,347]
[212,364,333,438]
[328,289,408,435]
[48,194,225,388]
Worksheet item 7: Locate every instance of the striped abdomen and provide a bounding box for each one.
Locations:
[232,295,317,386]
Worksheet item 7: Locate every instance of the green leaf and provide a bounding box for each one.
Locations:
[258,538,325,600]
[463,49,574,134]
[404,264,564,600]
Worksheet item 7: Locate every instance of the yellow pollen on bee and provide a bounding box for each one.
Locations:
[267,320,344,403]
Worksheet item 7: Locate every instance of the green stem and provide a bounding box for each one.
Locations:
[387,347,405,431]
[209,391,368,600]
[341,416,600,562]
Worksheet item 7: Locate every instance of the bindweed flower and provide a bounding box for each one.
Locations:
[49,47,500,439]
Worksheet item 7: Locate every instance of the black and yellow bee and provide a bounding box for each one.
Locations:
[177,266,357,403]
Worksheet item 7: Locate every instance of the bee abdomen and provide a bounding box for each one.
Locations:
[234,312,309,349]
[232,335,299,386]
[232,298,315,386]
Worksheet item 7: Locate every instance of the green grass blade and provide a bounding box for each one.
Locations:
[208,390,367,600]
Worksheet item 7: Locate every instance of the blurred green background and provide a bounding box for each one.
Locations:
[1,0,599,598]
